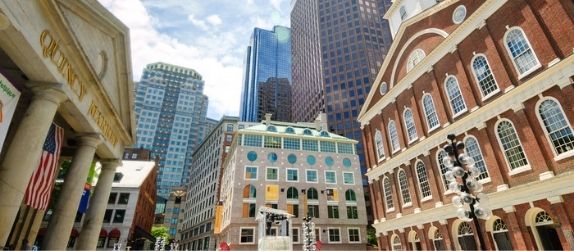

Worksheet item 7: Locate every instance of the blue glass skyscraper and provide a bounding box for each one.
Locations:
[134,62,209,200]
[239,26,292,122]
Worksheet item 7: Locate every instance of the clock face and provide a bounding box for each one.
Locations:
[453,5,467,24]
[379,82,388,95]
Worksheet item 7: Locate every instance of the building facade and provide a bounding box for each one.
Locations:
[239,26,292,122]
[216,115,368,250]
[358,0,574,250]
[0,1,135,249]
[134,62,210,199]
[180,116,257,250]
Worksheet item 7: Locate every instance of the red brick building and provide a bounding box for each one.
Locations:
[358,0,574,250]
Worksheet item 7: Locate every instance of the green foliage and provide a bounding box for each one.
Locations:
[367,226,378,246]
[151,226,170,240]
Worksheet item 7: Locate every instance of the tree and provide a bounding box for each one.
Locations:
[367,226,378,246]
[151,226,170,240]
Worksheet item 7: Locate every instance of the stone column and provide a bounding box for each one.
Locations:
[0,86,67,247]
[76,159,121,250]
[42,135,101,250]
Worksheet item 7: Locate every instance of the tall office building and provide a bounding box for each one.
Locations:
[239,26,292,122]
[291,0,393,174]
[134,62,209,199]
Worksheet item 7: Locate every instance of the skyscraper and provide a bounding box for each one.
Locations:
[291,0,392,174]
[134,62,209,199]
[239,26,292,122]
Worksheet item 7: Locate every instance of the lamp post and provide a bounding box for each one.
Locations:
[442,134,491,250]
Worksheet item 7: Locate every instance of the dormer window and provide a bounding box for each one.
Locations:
[267,125,277,132]
[285,127,295,134]
[303,129,313,136]
[406,49,426,72]
[399,6,407,20]
[320,131,330,137]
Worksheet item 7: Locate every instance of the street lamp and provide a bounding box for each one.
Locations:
[442,134,491,250]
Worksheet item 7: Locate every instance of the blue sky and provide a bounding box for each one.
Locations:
[99,0,291,119]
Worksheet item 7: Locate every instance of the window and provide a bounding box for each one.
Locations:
[383,177,394,210]
[287,168,299,182]
[292,228,300,243]
[226,134,233,142]
[403,108,418,142]
[243,185,256,199]
[266,167,278,181]
[437,150,450,190]
[328,228,341,243]
[388,121,400,152]
[107,237,118,248]
[288,204,299,218]
[320,131,330,137]
[240,228,255,244]
[504,27,540,76]
[415,161,432,199]
[97,236,106,248]
[496,120,529,171]
[347,206,358,219]
[320,141,337,152]
[243,135,262,147]
[348,228,361,243]
[445,76,467,116]
[345,189,357,202]
[398,170,412,205]
[325,171,337,184]
[226,124,234,132]
[328,205,339,218]
[118,193,130,204]
[113,209,125,223]
[267,125,277,132]
[422,94,440,130]
[283,137,301,150]
[242,203,256,217]
[108,193,117,204]
[307,188,319,200]
[399,6,407,20]
[308,205,320,218]
[306,170,318,183]
[285,127,295,134]
[375,130,385,160]
[287,187,298,199]
[464,137,490,180]
[338,143,354,154]
[302,140,319,151]
[471,55,499,98]
[537,99,574,155]
[392,235,402,251]
[103,209,113,223]
[303,129,313,136]
[343,172,355,185]
[264,136,281,148]
[244,166,258,180]
[406,49,425,72]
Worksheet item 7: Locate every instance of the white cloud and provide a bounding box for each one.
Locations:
[270,0,283,10]
[206,15,222,26]
[187,14,209,30]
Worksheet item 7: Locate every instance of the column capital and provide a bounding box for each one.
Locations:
[27,82,68,104]
[75,133,102,148]
[99,159,122,169]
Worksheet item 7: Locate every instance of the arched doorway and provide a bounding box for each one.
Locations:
[490,218,513,250]
[428,226,446,250]
[457,222,477,250]
[391,234,403,251]
[525,208,563,250]
[408,230,422,250]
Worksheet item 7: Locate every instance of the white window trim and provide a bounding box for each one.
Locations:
[462,135,492,181]
[403,108,419,144]
[494,118,531,172]
[535,97,574,159]
[286,168,299,182]
[470,53,500,101]
[375,129,386,162]
[397,169,412,206]
[422,93,441,132]
[388,120,401,154]
[305,169,319,183]
[265,167,279,181]
[414,160,432,201]
[347,227,362,243]
[382,177,395,212]
[292,227,300,244]
[315,227,322,241]
[324,170,337,184]
[244,166,258,181]
[342,172,355,185]
[436,150,452,195]
[327,227,342,244]
[239,227,256,244]
[444,75,468,119]
[503,26,542,80]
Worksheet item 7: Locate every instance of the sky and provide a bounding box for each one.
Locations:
[98,0,291,119]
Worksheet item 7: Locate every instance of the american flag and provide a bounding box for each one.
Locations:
[24,123,64,210]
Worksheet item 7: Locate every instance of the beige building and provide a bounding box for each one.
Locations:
[216,115,368,250]
[0,0,134,249]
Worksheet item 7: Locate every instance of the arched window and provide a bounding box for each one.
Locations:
[457,222,477,250]
[382,177,394,210]
[345,189,357,201]
[491,219,513,250]
[398,169,411,205]
[307,188,318,200]
[471,55,499,98]
[392,235,403,251]
[437,150,449,190]
[415,161,432,199]
[243,185,256,199]
[504,27,540,76]
[464,136,489,180]
[375,130,385,160]
[320,131,330,137]
[445,76,467,116]
[422,94,440,130]
[496,120,529,170]
[537,99,574,155]
[267,125,277,132]
[388,121,400,152]
[431,230,445,251]
[285,127,295,134]
[287,187,298,199]
[403,108,418,142]
[406,49,425,72]
[303,129,313,136]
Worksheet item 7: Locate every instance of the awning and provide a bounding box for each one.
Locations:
[100,229,108,237]
[109,228,121,238]
[70,229,79,237]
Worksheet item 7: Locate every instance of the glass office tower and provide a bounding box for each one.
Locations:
[134,62,209,200]
[239,26,292,122]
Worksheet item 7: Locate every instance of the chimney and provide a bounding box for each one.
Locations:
[264,113,273,125]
